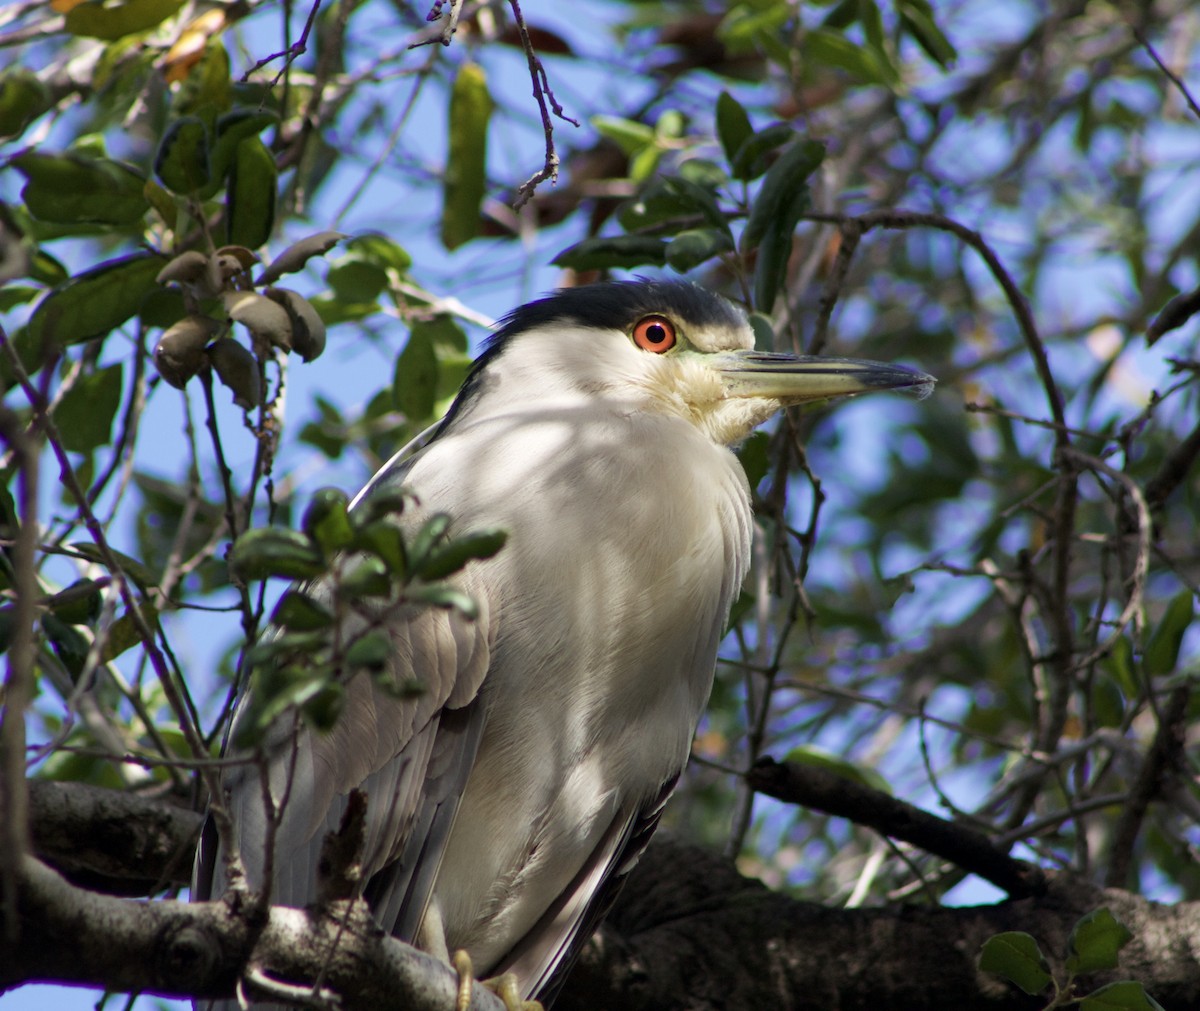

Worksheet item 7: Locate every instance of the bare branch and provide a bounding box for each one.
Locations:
[508,0,579,209]
[746,757,1045,898]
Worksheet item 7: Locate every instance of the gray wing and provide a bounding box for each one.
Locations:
[495,775,679,1002]
[196,443,494,948]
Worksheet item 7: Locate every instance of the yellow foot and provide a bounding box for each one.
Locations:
[453,950,542,1011]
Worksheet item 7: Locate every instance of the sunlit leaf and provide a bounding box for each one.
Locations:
[225,136,277,248]
[416,528,507,581]
[442,62,492,251]
[65,0,185,40]
[229,527,325,582]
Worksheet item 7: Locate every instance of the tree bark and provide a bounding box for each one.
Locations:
[8,781,1198,1010]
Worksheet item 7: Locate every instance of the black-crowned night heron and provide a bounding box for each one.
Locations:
[195,279,933,1008]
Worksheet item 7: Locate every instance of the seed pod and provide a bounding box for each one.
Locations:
[265,286,326,361]
[156,250,209,286]
[222,290,293,350]
[207,338,263,409]
[257,230,347,286]
[154,314,219,388]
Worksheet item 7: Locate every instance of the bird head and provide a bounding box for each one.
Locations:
[446,279,934,446]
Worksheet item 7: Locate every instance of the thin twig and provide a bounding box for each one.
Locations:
[242,0,323,85]
[1133,26,1200,120]
[0,403,38,941]
[0,331,247,894]
[508,0,579,209]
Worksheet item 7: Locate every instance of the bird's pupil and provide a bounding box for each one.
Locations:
[646,324,666,343]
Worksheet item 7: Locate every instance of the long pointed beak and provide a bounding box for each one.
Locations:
[716,350,935,404]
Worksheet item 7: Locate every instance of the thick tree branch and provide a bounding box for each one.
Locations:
[746,757,1045,899]
[562,840,1200,1011]
[28,779,201,895]
[2,854,507,1010]
[11,783,1200,1009]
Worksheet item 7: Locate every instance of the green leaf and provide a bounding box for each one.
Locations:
[978,932,1053,995]
[663,176,729,231]
[303,681,346,732]
[665,227,734,272]
[0,286,41,313]
[41,612,90,677]
[1101,634,1138,698]
[741,137,825,253]
[417,528,507,581]
[46,579,104,626]
[54,363,124,454]
[239,664,333,742]
[406,583,479,618]
[99,602,159,662]
[340,556,391,598]
[748,311,775,351]
[899,0,957,67]
[752,184,809,310]
[229,528,325,582]
[347,233,414,274]
[208,108,279,192]
[393,325,439,421]
[716,91,755,169]
[736,431,771,489]
[154,117,211,195]
[270,590,334,631]
[173,37,231,121]
[1066,908,1133,976]
[24,253,161,360]
[226,136,277,248]
[326,259,388,305]
[68,542,158,590]
[718,1,792,56]
[302,488,355,556]
[355,520,408,577]
[407,513,452,572]
[803,28,897,86]
[13,152,148,227]
[783,744,893,794]
[619,178,716,233]
[356,487,414,526]
[0,70,50,139]
[1078,981,1164,1011]
[1144,590,1194,677]
[730,123,795,182]
[65,0,185,40]
[551,235,668,271]
[442,62,492,251]
[345,630,392,670]
[591,114,656,156]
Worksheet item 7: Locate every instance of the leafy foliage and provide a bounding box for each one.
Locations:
[1,0,1198,1005]
[981,908,1162,1010]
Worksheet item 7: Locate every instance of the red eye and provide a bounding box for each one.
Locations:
[632,315,677,353]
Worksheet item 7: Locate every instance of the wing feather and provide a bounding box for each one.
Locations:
[495,775,679,1002]
[195,449,495,950]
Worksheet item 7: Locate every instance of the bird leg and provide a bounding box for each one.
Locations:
[452,950,542,1011]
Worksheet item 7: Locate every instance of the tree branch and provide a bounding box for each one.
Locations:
[12,783,1200,1010]
[3,854,507,1010]
[746,757,1045,898]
